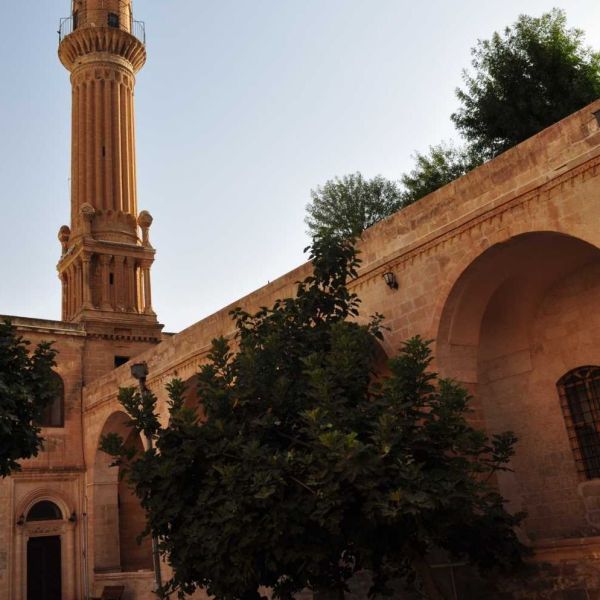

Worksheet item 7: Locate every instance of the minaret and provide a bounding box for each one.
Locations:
[57,0,162,341]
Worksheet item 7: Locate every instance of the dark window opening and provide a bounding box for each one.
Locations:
[102,145,106,158]
[35,371,64,428]
[27,501,63,522]
[114,356,130,368]
[109,273,114,285]
[73,10,79,30]
[558,366,600,480]
[108,12,120,28]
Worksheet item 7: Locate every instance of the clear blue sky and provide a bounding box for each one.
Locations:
[1,1,600,332]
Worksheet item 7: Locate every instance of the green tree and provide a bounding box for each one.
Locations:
[452,9,600,157]
[400,143,483,206]
[0,320,58,477]
[102,236,525,600]
[305,173,402,238]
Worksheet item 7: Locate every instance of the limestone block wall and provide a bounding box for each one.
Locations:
[82,99,600,597]
[0,318,87,600]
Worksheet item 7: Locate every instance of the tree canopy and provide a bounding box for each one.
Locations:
[102,236,525,600]
[0,320,58,477]
[305,174,402,239]
[305,9,600,237]
[400,144,482,206]
[452,9,600,157]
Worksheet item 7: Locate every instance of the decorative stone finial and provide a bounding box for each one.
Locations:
[138,210,153,247]
[80,203,96,237]
[58,225,71,255]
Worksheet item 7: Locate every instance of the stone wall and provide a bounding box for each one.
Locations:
[80,99,600,598]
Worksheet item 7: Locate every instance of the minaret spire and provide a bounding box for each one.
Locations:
[57,0,161,339]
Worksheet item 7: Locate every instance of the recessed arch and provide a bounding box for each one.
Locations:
[26,500,63,522]
[92,410,153,573]
[16,490,72,525]
[436,232,600,381]
[37,371,65,428]
[434,230,600,539]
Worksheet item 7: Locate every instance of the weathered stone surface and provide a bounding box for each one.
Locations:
[4,2,600,598]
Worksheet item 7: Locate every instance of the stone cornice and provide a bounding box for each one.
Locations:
[351,147,600,293]
[59,26,146,73]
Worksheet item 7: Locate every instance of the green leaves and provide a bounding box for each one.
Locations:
[305,173,403,239]
[104,238,525,600]
[0,319,58,477]
[305,9,600,234]
[452,8,600,156]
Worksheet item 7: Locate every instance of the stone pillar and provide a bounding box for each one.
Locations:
[65,522,77,600]
[82,253,93,309]
[99,255,112,310]
[14,526,23,600]
[141,261,154,315]
[75,261,82,316]
[61,274,68,320]
[114,255,126,311]
[125,256,136,312]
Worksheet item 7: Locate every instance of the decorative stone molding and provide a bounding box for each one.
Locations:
[59,26,146,73]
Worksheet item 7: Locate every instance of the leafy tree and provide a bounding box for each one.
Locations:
[0,320,58,477]
[400,144,483,206]
[306,10,600,225]
[102,236,525,600]
[452,9,600,157]
[305,173,402,238]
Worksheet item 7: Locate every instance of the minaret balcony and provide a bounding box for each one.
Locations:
[59,9,146,46]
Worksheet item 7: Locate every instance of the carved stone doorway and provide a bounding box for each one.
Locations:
[27,536,62,600]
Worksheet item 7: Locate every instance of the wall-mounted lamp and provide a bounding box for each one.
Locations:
[130,362,149,383]
[16,514,25,526]
[383,271,398,290]
[69,512,77,523]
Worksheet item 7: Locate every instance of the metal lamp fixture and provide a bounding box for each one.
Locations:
[383,271,398,290]
[130,362,149,382]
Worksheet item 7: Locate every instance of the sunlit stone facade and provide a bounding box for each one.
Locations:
[1,1,600,598]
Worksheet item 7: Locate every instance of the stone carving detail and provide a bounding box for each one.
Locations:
[138,210,153,247]
[58,225,71,255]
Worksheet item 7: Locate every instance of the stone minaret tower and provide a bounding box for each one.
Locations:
[57,0,162,346]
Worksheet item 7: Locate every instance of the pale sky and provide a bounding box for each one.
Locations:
[1,1,600,332]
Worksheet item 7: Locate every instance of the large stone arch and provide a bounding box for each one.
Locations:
[435,231,600,540]
[92,410,153,574]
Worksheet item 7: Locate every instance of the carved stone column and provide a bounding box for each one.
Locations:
[125,256,136,312]
[140,261,155,315]
[99,255,112,310]
[75,261,82,315]
[61,274,68,320]
[81,252,93,309]
[114,255,126,311]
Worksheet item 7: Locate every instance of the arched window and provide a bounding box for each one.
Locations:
[558,366,600,480]
[26,501,63,522]
[37,372,65,428]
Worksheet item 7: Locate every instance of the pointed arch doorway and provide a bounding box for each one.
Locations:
[27,535,61,600]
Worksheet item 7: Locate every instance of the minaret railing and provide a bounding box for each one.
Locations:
[59,12,146,45]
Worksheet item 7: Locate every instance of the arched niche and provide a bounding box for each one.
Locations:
[36,371,65,428]
[26,500,63,522]
[435,231,600,538]
[93,410,152,573]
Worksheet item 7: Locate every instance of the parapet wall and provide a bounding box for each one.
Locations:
[83,98,600,409]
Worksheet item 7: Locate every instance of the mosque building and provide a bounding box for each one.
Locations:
[1,1,600,598]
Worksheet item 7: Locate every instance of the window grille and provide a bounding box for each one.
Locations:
[558,366,600,479]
